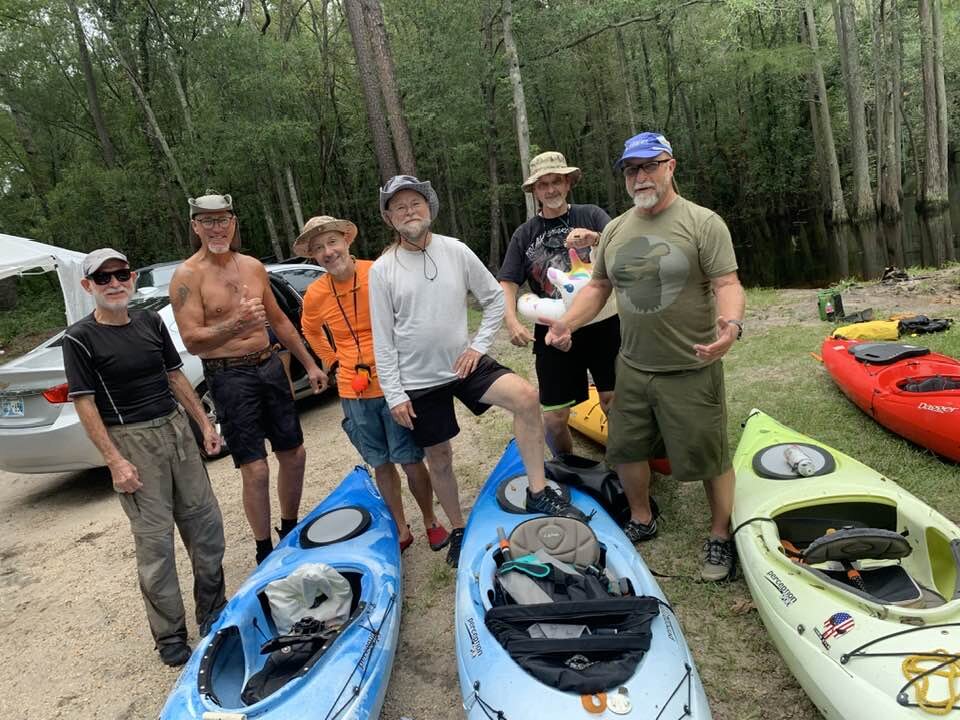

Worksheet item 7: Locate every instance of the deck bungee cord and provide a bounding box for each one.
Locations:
[322,592,398,720]
[840,623,960,714]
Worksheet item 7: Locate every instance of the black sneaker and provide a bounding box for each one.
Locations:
[525,486,590,523]
[446,528,465,568]
[701,537,736,582]
[158,642,192,667]
[623,517,658,543]
[622,497,661,544]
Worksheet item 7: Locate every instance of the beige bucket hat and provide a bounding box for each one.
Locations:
[293,215,359,258]
[521,151,582,192]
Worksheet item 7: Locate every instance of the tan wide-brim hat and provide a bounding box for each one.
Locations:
[293,215,359,258]
[522,151,582,192]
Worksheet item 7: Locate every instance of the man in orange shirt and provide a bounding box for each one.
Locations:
[297,215,449,553]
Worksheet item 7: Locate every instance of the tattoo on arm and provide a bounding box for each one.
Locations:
[173,284,191,310]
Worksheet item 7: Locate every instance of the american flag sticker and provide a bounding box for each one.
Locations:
[822,612,855,640]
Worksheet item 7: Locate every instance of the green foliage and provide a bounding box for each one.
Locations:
[0,0,956,269]
[0,274,66,352]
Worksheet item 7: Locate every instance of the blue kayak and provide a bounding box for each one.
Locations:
[160,466,401,720]
[455,441,712,719]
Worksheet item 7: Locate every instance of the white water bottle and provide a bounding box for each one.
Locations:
[784,445,816,476]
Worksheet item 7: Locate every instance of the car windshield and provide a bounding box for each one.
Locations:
[136,264,180,290]
[274,267,325,294]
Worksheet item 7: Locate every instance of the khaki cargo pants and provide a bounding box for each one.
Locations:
[108,409,226,650]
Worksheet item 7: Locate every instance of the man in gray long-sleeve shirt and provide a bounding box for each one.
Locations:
[369,175,590,568]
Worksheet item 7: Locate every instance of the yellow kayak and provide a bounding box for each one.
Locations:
[567,385,607,445]
[733,410,960,719]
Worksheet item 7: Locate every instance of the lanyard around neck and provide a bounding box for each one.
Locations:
[330,271,363,364]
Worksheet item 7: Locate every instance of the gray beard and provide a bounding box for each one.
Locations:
[632,190,659,210]
[398,220,431,244]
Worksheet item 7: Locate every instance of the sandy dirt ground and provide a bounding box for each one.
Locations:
[1,265,957,720]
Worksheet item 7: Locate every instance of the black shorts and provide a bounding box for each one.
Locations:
[205,353,304,467]
[406,355,513,448]
[533,315,620,409]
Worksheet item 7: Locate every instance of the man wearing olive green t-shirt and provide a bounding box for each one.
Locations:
[545,132,746,582]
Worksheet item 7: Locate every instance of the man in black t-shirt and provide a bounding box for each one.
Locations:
[498,151,620,455]
[63,248,226,668]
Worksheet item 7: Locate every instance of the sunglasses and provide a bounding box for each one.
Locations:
[88,269,132,285]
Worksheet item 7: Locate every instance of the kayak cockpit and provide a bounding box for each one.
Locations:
[771,501,960,610]
[483,514,660,694]
[197,569,365,710]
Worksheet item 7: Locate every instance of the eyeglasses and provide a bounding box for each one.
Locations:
[194,215,234,229]
[89,269,132,285]
[389,199,425,216]
[623,159,671,177]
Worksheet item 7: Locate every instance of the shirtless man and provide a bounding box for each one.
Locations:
[170,191,327,564]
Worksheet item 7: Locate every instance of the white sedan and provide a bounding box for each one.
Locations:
[0,264,326,473]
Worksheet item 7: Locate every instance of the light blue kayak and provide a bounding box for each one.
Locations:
[455,441,712,719]
[160,466,401,720]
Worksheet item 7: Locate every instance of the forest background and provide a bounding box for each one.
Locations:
[0,0,956,278]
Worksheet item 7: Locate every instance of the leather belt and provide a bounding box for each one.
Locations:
[202,346,274,373]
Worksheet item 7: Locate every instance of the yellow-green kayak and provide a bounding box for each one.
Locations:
[733,410,960,719]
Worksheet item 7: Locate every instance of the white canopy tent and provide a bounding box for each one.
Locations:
[0,234,93,324]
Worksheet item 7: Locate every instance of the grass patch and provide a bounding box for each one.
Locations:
[0,275,66,359]
[744,286,782,309]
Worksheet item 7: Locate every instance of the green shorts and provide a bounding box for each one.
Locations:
[606,357,731,481]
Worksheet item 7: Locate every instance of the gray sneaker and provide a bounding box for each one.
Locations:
[701,537,736,582]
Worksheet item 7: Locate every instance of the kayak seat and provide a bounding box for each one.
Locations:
[899,375,960,393]
[508,516,602,567]
[802,527,912,564]
[821,565,923,606]
[799,528,927,607]
[849,342,930,365]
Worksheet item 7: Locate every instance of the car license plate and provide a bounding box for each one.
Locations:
[1,397,25,417]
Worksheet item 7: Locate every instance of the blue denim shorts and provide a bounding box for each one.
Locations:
[341,396,424,468]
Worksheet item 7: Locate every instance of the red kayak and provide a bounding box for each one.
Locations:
[821,337,960,462]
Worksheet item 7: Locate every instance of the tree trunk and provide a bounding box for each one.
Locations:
[639,29,659,125]
[343,0,397,183]
[877,0,902,221]
[803,1,848,223]
[166,53,195,142]
[832,0,875,222]
[286,165,305,230]
[482,3,503,271]
[502,0,535,220]
[442,155,462,238]
[615,29,638,134]
[259,187,286,261]
[918,0,949,210]
[272,162,297,251]
[66,0,117,169]
[361,0,417,175]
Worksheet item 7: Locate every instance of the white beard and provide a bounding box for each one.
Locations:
[207,242,230,255]
[632,189,660,210]
[541,196,566,211]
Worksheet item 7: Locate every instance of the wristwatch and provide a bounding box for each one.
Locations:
[728,319,743,340]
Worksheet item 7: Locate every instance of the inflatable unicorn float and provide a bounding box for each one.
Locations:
[517,248,593,323]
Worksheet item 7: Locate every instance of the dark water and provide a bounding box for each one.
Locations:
[732,167,959,288]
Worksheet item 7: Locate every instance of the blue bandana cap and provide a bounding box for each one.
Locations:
[614,132,673,170]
